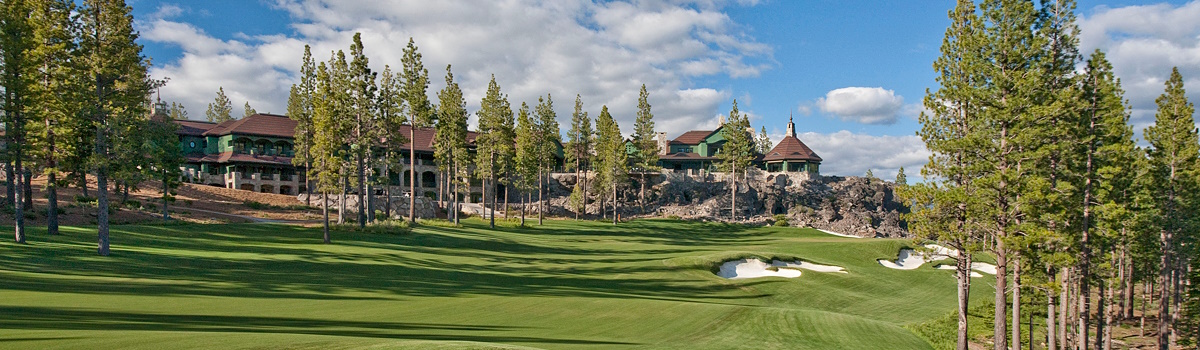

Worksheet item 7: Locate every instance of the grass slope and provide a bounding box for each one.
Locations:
[0,219,991,349]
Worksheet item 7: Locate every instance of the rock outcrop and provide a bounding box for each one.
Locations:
[297,194,439,219]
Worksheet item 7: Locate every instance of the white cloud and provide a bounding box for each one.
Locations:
[797,131,929,178]
[140,1,772,131]
[1079,2,1200,134]
[815,87,905,125]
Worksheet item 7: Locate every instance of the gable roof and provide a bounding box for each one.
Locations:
[670,130,715,145]
[174,120,219,136]
[763,135,822,162]
[203,114,297,138]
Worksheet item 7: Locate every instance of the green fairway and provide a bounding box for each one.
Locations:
[0,219,991,349]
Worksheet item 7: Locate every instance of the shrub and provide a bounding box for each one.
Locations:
[666,215,682,221]
[334,219,412,235]
[418,218,458,228]
[123,200,143,209]
[75,195,97,204]
[772,214,789,227]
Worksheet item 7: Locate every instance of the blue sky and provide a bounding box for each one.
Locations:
[129,0,1200,178]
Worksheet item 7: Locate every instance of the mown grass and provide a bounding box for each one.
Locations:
[0,218,991,349]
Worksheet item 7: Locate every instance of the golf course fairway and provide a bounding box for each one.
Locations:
[0,219,992,349]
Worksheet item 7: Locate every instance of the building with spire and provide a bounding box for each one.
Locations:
[762,114,821,173]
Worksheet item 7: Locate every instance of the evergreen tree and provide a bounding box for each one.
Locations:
[594,105,626,224]
[901,1,988,347]
[865,169,874,179]
[534,94,559,225]
[144,117,183,221]
[895,167,906,185]
[631,84,658,214]
[377,64,407,218]
[1,0,35,243]
[26,0,80,236]
[79,0,153,255]
[433,65,467,225]
[288,45,317,206]
[717,100,755,220]
[167,102,187,119]
[1144,67,1199,349]
[757,126,773,154]
[205,86,232,122]
[565,94,592,219]
[475,76,513,228]
[514,101,538,226]
[347,32,376,228]
[311,51,352,243]
[400,38,433,223]
[242,101,256,118]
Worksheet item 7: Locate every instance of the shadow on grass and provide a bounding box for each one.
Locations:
[0,306,634,346]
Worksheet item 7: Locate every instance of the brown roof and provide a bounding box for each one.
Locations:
[186,151,293,166]
[174,120,218,136]
[203,114,297,138]
[661,152,716,160]
[763,135,822,162]
[670,130,714,145]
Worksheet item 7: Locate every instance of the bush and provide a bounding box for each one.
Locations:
[334,219,411,235]
[772,214,789,227]
[123,200,143,209]
[666,215,682,221]
[75,195,97,204]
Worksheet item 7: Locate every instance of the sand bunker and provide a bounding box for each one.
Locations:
[877,244,956,270]
[717,258,847,279]
[815,228,862,239]
[934,265,984,277]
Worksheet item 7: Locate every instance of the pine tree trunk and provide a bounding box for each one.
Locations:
[640,172,645,215]
[1012,255,1021,350]
[520,191,526,226]
[1159,229,1172,350]
[538,170,544,225]
[338,176,347,225]
[322,192,330,243]
[47,171,59,234]
[409,127,417,223]
[304,159,311,206]
[96,124,110,256]
[611,185,617,225]
[357,153,366,228]
[22,169,32,210]
[957,251,972,350]
[1125,245,1136,320]
[452,169,460,225]
[502,180,508,222]
[994,237,1008,350]
[79,173,87,197]
[14,160,25,244]
[384,159,391,218]
[1061,268,1070,349]
[1104,264,1114,350]
[1049,288,1057,350]
[1171,258,1183,347]
[730,168,736,220]
[162,171,169,220]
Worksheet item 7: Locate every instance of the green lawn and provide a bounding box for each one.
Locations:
[0,219,991,349]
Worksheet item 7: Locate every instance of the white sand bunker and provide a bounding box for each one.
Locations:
[814,228,861,239]
[934,262,998,276]
[877,244,956,270]
[717,258,847,279]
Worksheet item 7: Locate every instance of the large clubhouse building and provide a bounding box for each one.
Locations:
[171,113,820,197]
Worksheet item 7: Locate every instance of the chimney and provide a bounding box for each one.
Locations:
[657,132,668,155]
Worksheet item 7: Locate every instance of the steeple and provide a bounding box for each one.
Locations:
[786,112,796,138]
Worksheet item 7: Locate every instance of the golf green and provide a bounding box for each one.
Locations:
[0,219,991,349]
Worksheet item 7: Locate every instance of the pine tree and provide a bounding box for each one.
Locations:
[26,0,80,236]
[288,45,318,207]
[400,38,433,223]
[565,94,592,219]
[865,169,874,179]
[347,32,376,228]
[514,101,538,226]
[1,0,35,243]
[900,1,988,347]
[757,126,773,154]
[168,102,187,119]
[206,86,232,122]
[717,100,755,220]
[631,84,658,215]
[78,0,153,255]
[534,94,559,225]
[242,101,256,118]
[594,105,626,224]
[1144,67,1199,349]
[144,116,183,221]
[895,167,906,185]
[377,65,407,219]
[475,76,513,229]
[311,50,352,243]
[434,65,467,225]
